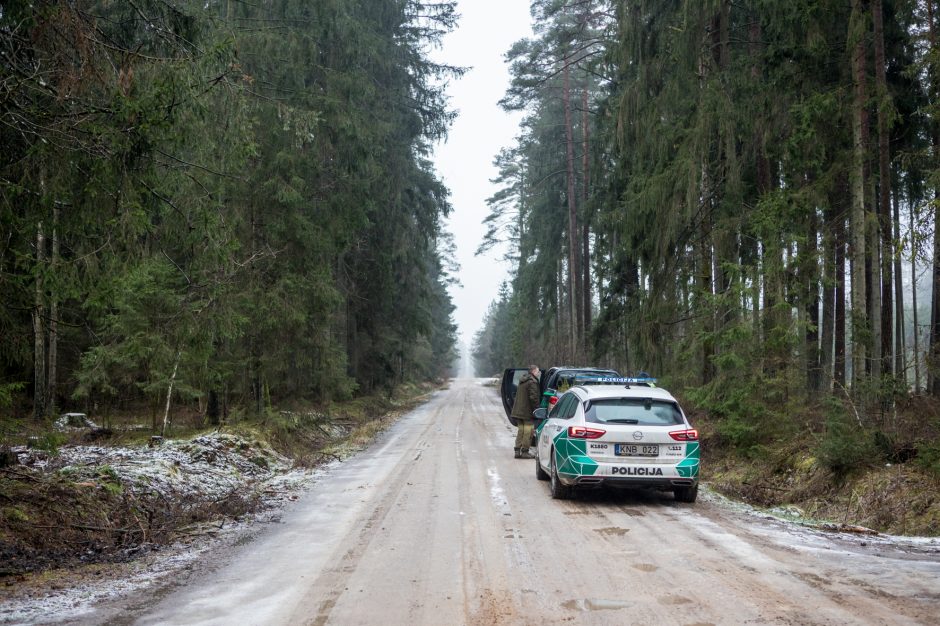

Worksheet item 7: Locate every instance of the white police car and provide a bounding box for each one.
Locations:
[531,378,700,502]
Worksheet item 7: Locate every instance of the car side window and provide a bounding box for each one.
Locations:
[548,394,570,419]
[561,395,580,420]
[550,393,578,420]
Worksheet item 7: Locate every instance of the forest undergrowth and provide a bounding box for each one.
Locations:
[694,394,940,536]
[0,383,436,580]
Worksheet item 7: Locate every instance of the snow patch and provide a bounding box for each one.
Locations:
[1,433,317,625]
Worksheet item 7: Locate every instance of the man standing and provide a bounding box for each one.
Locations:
[510,365,541,458]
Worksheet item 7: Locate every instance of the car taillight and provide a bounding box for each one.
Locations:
[548,395,559,406]
[669,429,699,441]
[568,426,606,439]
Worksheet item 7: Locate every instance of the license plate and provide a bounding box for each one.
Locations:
[615,443,659,457]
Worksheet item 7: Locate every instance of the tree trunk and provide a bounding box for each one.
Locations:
[33,219,46,420]
[581,88,592,340]
[161,351,182,437]
[748,18,763,344]
[928,0,940,394]
[557,258,565,360]
[912,191,922,393]
[47,205,59,417]
[873,0,894,377]
[699,223,714,385]
[835,212,848,389]
[893,187,906,382]
[869,205,883,382]
[865,14,881,385]
[563,61,582,357]
[207,389,220,425]
[821,215,836,391]
[849,0,869,396]
[806,208,821,392]
[826,170,850,392]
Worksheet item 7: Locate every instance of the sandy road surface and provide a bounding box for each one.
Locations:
[86,378,940,626]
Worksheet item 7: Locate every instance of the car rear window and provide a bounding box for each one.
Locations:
[584,399,683,426]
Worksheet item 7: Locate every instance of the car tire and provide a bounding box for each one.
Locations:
[535,448,549,481]
[550,449,572,499]
[674,484,698,503]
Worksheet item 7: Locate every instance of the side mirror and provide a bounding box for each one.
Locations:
[532,408,548,421]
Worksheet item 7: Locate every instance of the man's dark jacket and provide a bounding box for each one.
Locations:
[510,373,540,421]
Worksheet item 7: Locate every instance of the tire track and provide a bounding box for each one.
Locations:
[293,400,450,625]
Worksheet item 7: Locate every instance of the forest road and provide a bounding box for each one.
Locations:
[86,378,940,626]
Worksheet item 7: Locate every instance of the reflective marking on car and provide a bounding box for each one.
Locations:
[552,430,598,477]
[675,441,700,478]
[553,434,699,479]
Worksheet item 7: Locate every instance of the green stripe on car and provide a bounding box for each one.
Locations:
[552,430,599,477]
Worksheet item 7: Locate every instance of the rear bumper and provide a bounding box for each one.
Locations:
[568,475,696,490]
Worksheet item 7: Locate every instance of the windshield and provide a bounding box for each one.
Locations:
[584,398,683,426]
[552,369,618,394]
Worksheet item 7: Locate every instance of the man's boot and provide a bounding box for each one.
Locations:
[514,448,521,459]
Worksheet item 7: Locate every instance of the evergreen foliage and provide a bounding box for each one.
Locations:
[476,0,940,460]
[1,0,459,422]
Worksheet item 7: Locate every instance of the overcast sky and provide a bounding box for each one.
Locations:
[431,0,533,363]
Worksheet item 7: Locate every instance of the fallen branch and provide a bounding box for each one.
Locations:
[0,467,44,482]
[27,523,142,534]
[814,522,879,536]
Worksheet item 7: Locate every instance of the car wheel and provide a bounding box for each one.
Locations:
[535,448,549,481]
[550,449,572,499]
[674,484,698,503]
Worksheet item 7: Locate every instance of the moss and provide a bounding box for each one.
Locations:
[795,456,818,472]
[3,506,29,523]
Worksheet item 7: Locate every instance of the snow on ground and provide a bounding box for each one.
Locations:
[12,433,291,500]
[0,433,324,625]
[700,486,940,556]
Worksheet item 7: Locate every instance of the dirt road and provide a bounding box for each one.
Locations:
[91,379,940,625]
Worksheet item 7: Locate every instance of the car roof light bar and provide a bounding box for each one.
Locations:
[573,376,657,387]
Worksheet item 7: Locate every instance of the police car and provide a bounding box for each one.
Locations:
[530,378,700,503]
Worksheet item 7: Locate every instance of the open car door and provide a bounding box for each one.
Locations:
[500,368,530,426]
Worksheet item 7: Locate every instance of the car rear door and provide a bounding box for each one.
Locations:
[500,368,530,425]
[537,392,575,460]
